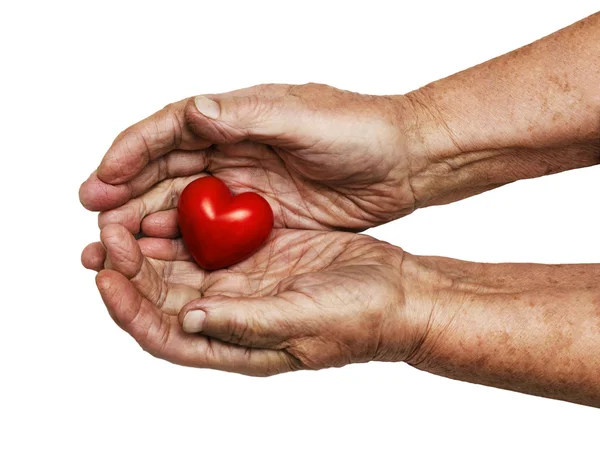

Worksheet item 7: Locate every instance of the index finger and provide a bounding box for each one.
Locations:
[97,98,210,185]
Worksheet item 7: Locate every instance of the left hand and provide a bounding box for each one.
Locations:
[79,84,431,234]
[82,224,428,375]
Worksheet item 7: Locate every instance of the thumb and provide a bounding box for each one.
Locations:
[184,85,300,145]
[179,294,299,349]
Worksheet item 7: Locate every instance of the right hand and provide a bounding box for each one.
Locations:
[79,83,431,235]
[83,224,430,376]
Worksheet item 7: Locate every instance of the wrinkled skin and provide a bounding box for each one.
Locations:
[79,83,422,234]
[82,224,425,376]
[80,14,600,403]
[80,83,432,375]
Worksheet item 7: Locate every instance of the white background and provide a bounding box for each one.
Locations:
[1,1,599,469]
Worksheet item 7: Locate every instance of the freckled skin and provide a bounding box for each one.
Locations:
[404,258,600,407]
[81,12,600,407]
[406,13,600,208]
[394,13,600,407]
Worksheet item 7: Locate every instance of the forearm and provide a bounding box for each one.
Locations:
[403,255,600,407]
[402,12,600,207]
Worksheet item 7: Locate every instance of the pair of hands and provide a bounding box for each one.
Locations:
[80,83,444,375]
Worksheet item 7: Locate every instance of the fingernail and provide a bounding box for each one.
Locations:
[194,96,220,120]
[183,309,206,333]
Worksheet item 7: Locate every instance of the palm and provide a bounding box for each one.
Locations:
[204,138,412,230]
[148,228,386,298]
[88,225,407,375]
[93,143,410,238]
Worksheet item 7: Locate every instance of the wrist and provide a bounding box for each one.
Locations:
[390,89,502,210]
[401,84,531,209]
[399,85,600,209]
[395,254,486,367]
[377,249,462,364]
[399,257,600,406]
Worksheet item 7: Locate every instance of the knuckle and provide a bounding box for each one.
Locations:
[138,316,171,359]
[288,82,328,99]
[230,94,281,128]
[281,353,304,373]
[223,312,252,344]
[230,95,266,120]
[253,83,279,94]
[285,342,321,371]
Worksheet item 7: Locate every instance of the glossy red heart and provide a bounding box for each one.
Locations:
[177,176,274,270]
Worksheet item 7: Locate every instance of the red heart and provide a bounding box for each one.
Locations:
[177,176,274,270]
